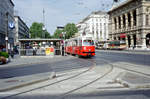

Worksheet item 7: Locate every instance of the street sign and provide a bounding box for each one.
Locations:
[9,22,15,29]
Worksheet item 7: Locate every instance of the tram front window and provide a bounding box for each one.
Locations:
[83,40,94,46]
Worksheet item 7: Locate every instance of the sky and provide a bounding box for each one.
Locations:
[13,0,125,35]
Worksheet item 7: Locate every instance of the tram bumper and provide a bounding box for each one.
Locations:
[81,52,95,56]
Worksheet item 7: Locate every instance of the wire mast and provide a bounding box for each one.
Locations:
[42,8,46,38]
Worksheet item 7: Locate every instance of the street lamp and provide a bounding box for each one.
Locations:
[42,26,46,38]
[62,32,66,40]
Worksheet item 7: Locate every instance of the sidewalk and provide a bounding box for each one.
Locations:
[96,49,150,55]
[0,55,62,68]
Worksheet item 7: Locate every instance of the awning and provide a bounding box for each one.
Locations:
[120,33,126,38]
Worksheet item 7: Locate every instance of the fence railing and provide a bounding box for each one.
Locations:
[19,49,61,56]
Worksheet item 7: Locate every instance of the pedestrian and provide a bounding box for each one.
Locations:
[33,47,37,56]
[10,50,14,58]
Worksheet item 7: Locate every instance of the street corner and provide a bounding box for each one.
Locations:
[114,71,150,89]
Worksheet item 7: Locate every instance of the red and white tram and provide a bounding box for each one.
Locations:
[65,36,95,57]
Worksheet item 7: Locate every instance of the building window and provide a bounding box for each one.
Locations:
[128,13,131,27]
[133,10,137,26]
[146,15,149,26]
[114,18,117,29]
[118,16,121,29]
[123,15,126,28]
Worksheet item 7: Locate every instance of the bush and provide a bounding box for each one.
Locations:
[0,52,9,58]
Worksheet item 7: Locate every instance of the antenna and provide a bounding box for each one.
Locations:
[43,8,45,27]
[42,8,46,38]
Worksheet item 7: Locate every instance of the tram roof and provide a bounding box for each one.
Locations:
[19,38,62,42]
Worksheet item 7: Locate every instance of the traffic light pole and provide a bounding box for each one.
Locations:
[5,12,9,53]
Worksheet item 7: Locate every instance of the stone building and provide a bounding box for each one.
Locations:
[14,16,29,46]
[0,0,14,50]
[108,0,150,50]
[76,11,109,43]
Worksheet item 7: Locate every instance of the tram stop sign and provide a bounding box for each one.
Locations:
[9,22,15,29]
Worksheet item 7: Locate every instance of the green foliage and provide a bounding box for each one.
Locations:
[0,52,9,58]
[52,23,78,39]
[29,22,51,38]
[53,29,63,39]
[64,23,78,39]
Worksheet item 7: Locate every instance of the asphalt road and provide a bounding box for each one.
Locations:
[95,50,150,66]
[0,56,92,79]
[0,51,150,99]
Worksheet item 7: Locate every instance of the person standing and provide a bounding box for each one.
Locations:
[10,48,14,58]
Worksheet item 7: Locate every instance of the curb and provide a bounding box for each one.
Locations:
[0,60,51,68]
[0,72,56,92]
[96,49,150,55]
[0,78,49,92]
[115,78,150,89]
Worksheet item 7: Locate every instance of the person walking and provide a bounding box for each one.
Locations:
[10,49,14,58]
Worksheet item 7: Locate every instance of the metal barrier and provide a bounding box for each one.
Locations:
[19,49,61,56]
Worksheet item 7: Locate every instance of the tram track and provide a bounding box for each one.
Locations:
[2,56,121,99]
[59,59,114,99]
[1,57,97,99]
[3,54,150,99]
[96,55,150,77]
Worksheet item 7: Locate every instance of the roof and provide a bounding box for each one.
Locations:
[79,10,107,23]
[108,0,134,13]
[10,0,15,6]
[91,11,107,15]
[14,16,29,30]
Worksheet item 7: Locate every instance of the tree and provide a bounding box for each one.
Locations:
[64,23,78,39]
[29,22,51,38]
[53,29,63,39]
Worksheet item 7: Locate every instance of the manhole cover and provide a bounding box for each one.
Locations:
[5,80,19,83]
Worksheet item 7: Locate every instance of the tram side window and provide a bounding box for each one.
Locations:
[79,40,82,46]
[75,40,77,46]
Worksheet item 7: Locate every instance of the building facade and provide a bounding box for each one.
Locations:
[0,0,14,49]
[76,11,109,43]
[14,16,29,46]
[108,0,150,50]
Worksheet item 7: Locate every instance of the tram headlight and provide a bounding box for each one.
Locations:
[83,47,86,50]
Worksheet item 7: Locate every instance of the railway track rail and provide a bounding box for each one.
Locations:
[1,57,96,99]
[4,54,149,99]
[98,56,150,77]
